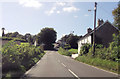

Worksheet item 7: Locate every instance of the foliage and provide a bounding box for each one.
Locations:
[108,33,120,61]
[58,47,76,56]
[58,47,71,56]
[37,27,57,50]
[28,35,34,45]
[2,40,45,78]
[2,37,26,42]
[64,43,71,49]
[61,34,82,49]
[66,34,80,49]
[10,32,19,37]
[112,2,120,30]
[68,49,78,54]
[80,43,91,55]
[75,56,118,73]
[4,32,24,40]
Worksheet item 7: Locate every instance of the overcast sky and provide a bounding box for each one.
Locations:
[0,0,118,40]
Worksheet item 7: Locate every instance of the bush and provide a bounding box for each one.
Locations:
[58,48,78,56]
[58,47,71,56]
[80,43,91,55]
[64,44,71,50]
[68,49,78,54]
[2,40,45,78]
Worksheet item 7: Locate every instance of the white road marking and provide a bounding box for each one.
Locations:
[68,69,80,79]
[61,63,66,67]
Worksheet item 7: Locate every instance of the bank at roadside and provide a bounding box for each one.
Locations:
[58,46,119,74]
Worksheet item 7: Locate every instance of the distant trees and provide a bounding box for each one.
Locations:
[61,34,82,49]
[4,32,23,38]
[11,32,19,37]
[37,27,57,50]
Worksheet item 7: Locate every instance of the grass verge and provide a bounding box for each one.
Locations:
[75,55,118,74]
[58,47,78,56]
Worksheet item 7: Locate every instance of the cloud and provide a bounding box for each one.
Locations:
[45,2,79,16]
[63,6,79,12]
[45,7,56,15]
[56,11,60,14]
[56,2,66,6]
[19,0,42,8]
[74,15,78,18]
[84,14,89,16]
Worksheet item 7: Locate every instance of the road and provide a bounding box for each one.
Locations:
[24,51,118,79]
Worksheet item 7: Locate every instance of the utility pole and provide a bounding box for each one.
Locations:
[93,2,97,56]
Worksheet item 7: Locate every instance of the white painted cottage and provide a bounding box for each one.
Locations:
[77,19,119,55]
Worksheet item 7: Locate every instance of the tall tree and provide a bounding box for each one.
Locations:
[37,27,57,49]
[61,34,82,49]
[112,2,120,59]
[112,2,120,30]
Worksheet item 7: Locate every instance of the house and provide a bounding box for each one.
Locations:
[77,19,119,54]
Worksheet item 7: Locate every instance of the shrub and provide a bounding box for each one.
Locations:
[2,40,45,78]
[58,47,70,56]
[80,43,91,55]
[68,49,78,54]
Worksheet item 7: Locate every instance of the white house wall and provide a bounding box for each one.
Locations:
[78,35,91,54]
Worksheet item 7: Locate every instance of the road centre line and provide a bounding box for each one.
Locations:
[61,63,66,67]
[68,69,80,79]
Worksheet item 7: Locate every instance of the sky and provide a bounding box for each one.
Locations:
[0,0,119,40]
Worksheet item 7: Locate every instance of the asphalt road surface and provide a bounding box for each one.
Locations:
[24,51,118,79]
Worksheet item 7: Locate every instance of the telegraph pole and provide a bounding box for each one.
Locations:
[93,2,97,56]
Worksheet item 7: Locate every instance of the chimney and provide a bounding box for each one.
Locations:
[97,19,104,26]
[87,28,92,33]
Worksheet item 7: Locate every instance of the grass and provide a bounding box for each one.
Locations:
[58,47,78,56]
[21,42,29,45]
[75,55,118,73]
[58,47,118,73]
[68,49,78,54]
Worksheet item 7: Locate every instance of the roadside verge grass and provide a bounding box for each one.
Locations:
[58,47,78,56]
[75,56,118,73]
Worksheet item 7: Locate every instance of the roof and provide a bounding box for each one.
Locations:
[78,20,120,42]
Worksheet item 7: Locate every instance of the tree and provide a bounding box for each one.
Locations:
[28,35,33,45]
[37,27,57,50]
[2,28,5,37]
[11,32,19,37]
[24,33,31,41]
[24,33,33,44]
[61,34,82,49]
[67,34,81,49]
[5,33,12,37]
[112,2,120,30]
[112,2,120,60]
